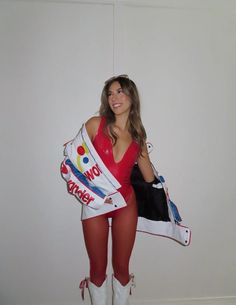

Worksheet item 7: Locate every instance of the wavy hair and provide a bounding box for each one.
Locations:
[99,75,146,150]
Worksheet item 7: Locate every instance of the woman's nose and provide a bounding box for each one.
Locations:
[111,93,117,101]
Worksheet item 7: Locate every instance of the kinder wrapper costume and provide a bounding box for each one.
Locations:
[61,124,191,246]
[131,164,191,246]
[61,124,127,219]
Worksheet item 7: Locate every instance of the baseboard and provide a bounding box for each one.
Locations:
[131,296,236,305]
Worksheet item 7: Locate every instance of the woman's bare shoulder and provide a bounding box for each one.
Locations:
[85,116,101,129]
[85,116,101,140]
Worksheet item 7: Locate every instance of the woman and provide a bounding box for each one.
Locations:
[81,75,155,305]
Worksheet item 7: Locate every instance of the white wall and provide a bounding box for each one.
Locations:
[0,1,235,305]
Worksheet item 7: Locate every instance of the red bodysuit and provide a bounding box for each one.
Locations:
[93,117,140,203]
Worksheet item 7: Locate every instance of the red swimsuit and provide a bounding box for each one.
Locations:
[93,117,140,202]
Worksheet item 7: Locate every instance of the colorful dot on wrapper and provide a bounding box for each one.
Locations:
[77,146,85,155]
[83,157,89,164]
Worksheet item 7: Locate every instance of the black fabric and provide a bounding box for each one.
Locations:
[131,164,170,222]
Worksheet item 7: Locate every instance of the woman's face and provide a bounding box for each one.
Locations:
[107,81,131,116]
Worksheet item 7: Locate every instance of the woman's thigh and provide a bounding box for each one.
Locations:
[82,215,109,265]
[111,191,138,267]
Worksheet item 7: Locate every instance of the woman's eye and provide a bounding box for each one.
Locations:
[118,89,123,94]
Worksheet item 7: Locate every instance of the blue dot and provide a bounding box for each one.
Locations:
[83,157,89,164]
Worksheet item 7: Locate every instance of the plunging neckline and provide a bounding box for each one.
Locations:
[111,140,134,164]
[96,116,135,164]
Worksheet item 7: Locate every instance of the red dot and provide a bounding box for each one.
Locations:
[61,163,68,174]
[77,146,85,155]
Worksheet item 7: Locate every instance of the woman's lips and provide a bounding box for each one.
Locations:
[112,103,122,108]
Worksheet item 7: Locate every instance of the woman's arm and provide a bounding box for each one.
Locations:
[85,116,101,142]
[137,144,155,183]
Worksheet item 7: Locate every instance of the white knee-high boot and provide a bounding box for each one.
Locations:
[112,274,135,305]
[80,277,108,305]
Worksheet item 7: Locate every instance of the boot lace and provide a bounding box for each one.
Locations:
[129,273,136,295]
[79,277,88,300]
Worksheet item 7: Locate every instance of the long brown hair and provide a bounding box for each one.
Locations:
[99,75,146,150]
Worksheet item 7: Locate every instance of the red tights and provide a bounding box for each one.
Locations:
[82,191,138,287]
